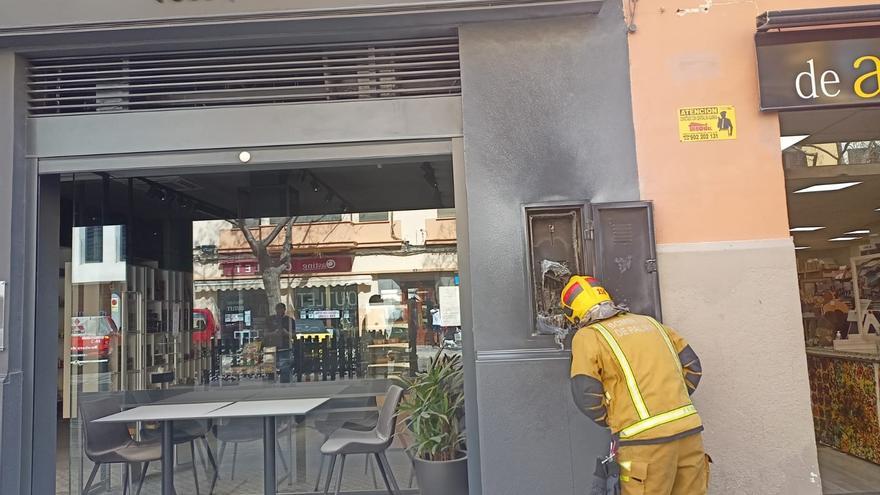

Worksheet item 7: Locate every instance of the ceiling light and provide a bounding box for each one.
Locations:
[845,230,870,235]
[790,227,825,232]
[781,135,809,150]
[238,151,252,163]
[795,246,811,250]
[794,182,862,193]
[829,236,862,242]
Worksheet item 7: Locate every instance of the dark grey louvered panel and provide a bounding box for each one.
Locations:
[28,36,461,116]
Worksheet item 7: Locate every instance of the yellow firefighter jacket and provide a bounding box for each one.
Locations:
[570,313,703,444]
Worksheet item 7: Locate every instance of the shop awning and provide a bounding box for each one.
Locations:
[286,275,373,289]
[757,5,880,32]
[194,275,373,293]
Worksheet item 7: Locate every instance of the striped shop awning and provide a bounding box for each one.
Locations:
[194,274,373,293]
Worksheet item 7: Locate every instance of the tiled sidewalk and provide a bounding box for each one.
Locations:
[57,419,418,495]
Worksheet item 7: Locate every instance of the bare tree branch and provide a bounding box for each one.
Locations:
[263,217,293,247]
[231,219,262,254]
[280,219,294,265]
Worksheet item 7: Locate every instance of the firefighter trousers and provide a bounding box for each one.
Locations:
[618,432,709,495]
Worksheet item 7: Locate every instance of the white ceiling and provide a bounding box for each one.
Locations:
[781,107,880,252]
[785,169,880,251]
[63,159,455,222]
[780,107,880,144]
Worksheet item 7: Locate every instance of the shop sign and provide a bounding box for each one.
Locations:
[300,309,342,320]
[110,293,121,329]
[221,261,259,277]
[290,256,353,274]
[306,310,341,319]
[678,106,737,142]
[757,34,880,110]
[222,256,354,276]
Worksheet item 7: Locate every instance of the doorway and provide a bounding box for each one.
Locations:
[781,107,880,494]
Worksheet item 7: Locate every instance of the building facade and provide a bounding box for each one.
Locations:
[4,1,877,494]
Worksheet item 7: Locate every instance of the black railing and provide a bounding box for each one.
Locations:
[292,335,364,382]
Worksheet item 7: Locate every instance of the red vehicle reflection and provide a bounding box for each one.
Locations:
[70,316,118,361]
[192,308,217,345]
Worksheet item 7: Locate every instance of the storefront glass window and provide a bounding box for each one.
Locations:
[784,120,880,350]
[437,207,456,219]
[82,226,103,263]
[358,211,390,222]
[56,164,462,494]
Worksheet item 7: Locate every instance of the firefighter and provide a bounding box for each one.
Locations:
[562,275,709,495]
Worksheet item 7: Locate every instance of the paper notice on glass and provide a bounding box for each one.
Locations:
[439,286,461,327]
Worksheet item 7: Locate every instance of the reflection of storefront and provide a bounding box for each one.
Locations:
[294,285,359,335]
[218,289,267,340]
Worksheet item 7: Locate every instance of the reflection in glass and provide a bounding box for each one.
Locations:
[57,166,462,494]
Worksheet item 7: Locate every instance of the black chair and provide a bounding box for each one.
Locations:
[79,398,161,495]
[319,385,405,495]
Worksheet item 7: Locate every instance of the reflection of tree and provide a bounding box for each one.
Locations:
[231,218,293,311]
[794,141,880,166]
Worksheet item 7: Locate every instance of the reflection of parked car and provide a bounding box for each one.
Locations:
[71,316,118,361]
[294,319,335,340]
[192,308,217,345]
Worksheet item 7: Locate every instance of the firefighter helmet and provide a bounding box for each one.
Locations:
[560,276,613,324]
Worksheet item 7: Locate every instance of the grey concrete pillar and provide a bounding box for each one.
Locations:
[0,50,36,495]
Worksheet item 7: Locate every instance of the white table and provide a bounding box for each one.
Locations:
[96,399,329,495]
[96,402,231,495]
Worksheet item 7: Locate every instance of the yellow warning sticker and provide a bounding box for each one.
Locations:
[678,106,737,142]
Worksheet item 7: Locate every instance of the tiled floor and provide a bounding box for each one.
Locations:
[58,348,451,494]
[819,447,880,495]
[57,418,418,495]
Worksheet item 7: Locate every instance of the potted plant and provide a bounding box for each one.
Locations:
[395,351,468,495]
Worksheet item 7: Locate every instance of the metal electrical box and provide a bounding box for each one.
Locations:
[523,200,661,337]
[523,203,592,335]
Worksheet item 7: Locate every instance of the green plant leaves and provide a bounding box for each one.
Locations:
[394,351,466,461]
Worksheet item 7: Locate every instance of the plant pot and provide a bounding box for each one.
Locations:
[412,455,469,495]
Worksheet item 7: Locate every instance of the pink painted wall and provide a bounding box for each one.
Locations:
[627,0,877,244]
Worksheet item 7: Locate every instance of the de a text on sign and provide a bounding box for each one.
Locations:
[756,30,880,111]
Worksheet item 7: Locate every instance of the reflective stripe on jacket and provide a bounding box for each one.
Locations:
[570,313,703,443]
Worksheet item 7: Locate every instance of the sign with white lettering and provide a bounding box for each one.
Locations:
[757,31,880,110]
[308,310,341,319]
[290,256,353,274]
[678,106,737,142]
